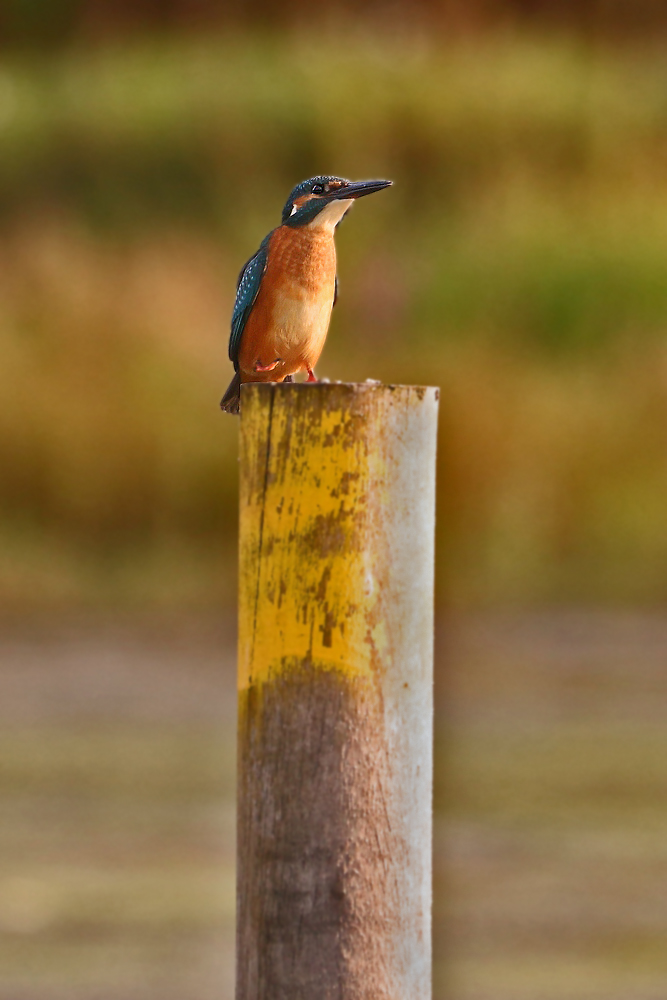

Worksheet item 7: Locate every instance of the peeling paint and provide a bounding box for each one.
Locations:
[238,383,400,686]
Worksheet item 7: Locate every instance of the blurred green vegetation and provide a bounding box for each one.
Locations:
[1,31,667,608]
[3,0,667,48]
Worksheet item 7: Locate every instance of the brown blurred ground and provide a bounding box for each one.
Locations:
[1,613,667,1000]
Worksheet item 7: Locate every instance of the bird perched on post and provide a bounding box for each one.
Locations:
[220,175,392,413]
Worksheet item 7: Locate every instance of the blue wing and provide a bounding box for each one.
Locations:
[228,234,270,368]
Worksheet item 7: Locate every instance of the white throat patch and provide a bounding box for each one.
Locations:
[309,198,354,230]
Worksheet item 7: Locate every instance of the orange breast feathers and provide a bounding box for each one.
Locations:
[237,225,337,381]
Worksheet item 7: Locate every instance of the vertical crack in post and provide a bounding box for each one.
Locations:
[250,386,275,672]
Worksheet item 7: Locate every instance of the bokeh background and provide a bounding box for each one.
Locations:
[2,2,667,998]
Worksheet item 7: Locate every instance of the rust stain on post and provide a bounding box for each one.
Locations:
[237,381,438,1000]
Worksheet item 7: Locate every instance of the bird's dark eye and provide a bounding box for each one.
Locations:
[312,183,324,195]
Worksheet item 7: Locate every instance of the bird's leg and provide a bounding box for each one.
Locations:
[253,359,281,373]
[306,369,317,382]
[283,375,293,383]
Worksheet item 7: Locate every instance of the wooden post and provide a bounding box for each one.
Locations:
[237,381,438,1000]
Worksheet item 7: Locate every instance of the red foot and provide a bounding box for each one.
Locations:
[306,369,317,382]
[253,359,281,373]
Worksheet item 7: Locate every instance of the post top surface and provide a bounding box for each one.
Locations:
[241,381,439,402]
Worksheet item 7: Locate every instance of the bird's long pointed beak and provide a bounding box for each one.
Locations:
[331,179,393,200]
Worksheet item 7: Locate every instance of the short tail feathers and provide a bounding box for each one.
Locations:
[220,372,241,414]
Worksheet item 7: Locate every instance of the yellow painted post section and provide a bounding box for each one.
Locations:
[239,382,394,691]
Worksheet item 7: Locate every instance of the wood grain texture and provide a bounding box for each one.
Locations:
[237,382,438,999]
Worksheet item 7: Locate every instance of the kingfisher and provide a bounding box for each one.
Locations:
[220,175,392,413]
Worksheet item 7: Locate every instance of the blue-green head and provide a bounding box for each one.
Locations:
[281,175,392,228]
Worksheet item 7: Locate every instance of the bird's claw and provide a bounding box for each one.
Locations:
[253,359,281,372]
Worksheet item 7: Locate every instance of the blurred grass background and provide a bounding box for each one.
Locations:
[3,25,667,608]
[2,2,667,998]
